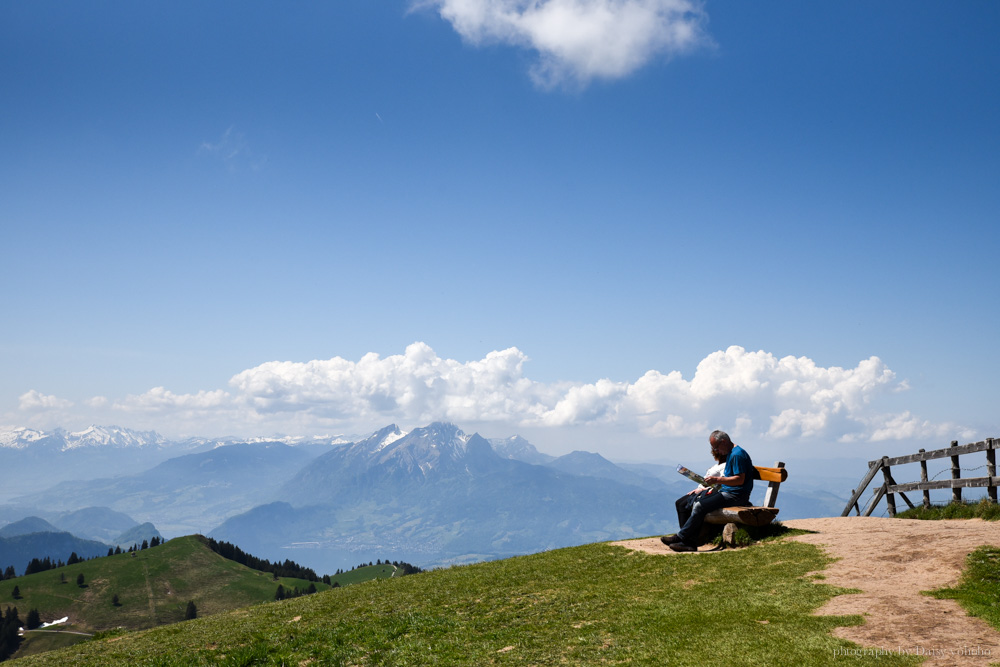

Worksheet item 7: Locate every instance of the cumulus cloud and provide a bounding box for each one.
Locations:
[418,0,711,88]
[28,343,964,445]
[114,387,232,412]
[18,390,73,411]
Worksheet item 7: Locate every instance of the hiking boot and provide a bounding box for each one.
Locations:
[668,542,696,553]
[660,534,681,546]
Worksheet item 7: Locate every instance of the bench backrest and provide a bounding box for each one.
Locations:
[754,462,787,508]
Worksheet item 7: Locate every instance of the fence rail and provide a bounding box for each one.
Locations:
[842,438,998,517]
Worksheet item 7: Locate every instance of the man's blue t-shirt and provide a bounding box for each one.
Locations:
[721,445,754,501]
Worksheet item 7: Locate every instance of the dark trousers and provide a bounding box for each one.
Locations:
[675,490,742,546]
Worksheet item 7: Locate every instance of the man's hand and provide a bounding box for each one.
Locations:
[705,473,745,486]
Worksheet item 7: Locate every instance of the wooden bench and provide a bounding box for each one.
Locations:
[703,461,787,528]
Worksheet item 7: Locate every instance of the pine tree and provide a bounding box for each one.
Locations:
[0,606,22,661]
[76,573,85,587]
[185,601,197,620]
[112,594,120,606]
[10,586,19,600]
[274,584,285,601]
[26,609,41,630]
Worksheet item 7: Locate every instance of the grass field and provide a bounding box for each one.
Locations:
[897,497,1000,521]
[0,536,329,635]
[330,563,402,587]
[930,545,1000,632]
[9,536,923,666]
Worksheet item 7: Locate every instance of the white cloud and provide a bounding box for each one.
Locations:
[19,343,967,446]
[227,342,542,423]
[418,0,711,88]
[18,390,73,411]
[114,387,232,412]
[858,411,975,444]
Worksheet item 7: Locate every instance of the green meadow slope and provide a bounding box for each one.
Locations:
[10,538,921,666]
[0,535,328,637]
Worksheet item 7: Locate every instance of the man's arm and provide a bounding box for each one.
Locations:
[704,473,744,486]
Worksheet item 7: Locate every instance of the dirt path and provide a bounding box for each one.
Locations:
[142,562,157,624]
[614,517,1000,666]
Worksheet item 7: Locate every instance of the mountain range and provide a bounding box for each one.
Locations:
[0,422,849,575]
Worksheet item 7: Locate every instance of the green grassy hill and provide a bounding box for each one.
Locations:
[9,537,921,666]
[0,535,329,652]
[329,562,407,587]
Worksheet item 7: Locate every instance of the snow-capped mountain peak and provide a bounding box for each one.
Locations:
[0,426,48,449]
[0,425,168,451]
[63,425,167,450]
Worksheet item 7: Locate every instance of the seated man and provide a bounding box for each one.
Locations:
[664,430,753,552]
[665,452,725,545]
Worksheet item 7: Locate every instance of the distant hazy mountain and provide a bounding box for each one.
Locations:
[488,435,554,464]
[115,522,163,549]
[544,451,667,492]
[0,531,110,575]
[0,425,205,502]
[12,442,329,535]
[0,516,61,538]
[212,422,675,573]
[51,507,140,544]
[0,426,351,504]
[0,425,168,451]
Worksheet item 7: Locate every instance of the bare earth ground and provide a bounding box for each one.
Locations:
[613,517,1000,666]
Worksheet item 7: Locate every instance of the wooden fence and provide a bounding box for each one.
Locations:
[842,438,998,517]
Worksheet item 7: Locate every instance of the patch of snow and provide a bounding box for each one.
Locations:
[375,429,408,452]
[63,425,166,450]
[40,617,69,628]
[0,426,47,449]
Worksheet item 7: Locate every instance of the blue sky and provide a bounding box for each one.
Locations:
[2,1,998,462]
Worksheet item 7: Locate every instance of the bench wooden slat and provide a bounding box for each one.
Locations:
[755,466,787,483]
[704,506,779,527]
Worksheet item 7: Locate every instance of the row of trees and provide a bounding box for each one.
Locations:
[2,537,165,582]
[332,560,424,578]
[106,537,163,557]
[204,537,320,582]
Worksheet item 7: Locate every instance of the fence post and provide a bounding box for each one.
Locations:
[951,440,962,504]
[988,438,997,504]
[842,459,884,517]
[881,457,896,517]
[919,449,930,509]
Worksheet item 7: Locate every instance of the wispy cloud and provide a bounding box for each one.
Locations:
[199,126,266,171]
[416,0,711,88]
[11,343,973,447]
